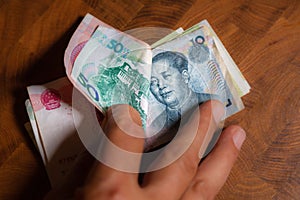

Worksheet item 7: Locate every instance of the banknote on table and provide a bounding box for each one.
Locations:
[145,23,245,149]
[151,22,250,97]
[64,13,250,150]
[178,21,250,96]
[26,77,85,188]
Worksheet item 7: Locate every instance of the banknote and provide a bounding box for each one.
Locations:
[64,14,102,75]
[65,14,249,100]
[145,24,244,149]
[151,22,250,97]
[27,77,85,188]
[70,20,152,126]
[181,21,250,96]
[64,13,249,151]
[65,14,151,127]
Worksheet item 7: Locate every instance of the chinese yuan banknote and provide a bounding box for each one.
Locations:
[145,23,245,149]
[65,13,152,126]
[64,13,249,150]
[26,77,85,188]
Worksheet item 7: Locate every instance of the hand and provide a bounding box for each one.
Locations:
[74,100,246,200]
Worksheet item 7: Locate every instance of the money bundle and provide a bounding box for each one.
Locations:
[25,13,250,187]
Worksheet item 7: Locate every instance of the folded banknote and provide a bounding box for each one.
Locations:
[26,77,85,188]
[64,13,249,150]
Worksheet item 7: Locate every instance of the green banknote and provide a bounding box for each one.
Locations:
[71,25,152,126]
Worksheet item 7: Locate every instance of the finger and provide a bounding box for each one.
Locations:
[104,104,144,152]
[85,104,145,186]
[181,125,246,200]
[144,100,225,199]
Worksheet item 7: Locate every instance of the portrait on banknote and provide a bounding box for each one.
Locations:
[145,50,220,150]
[144,24,247,152]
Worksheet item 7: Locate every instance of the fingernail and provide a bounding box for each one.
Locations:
[233,128,246,150]
[212,101,225,123]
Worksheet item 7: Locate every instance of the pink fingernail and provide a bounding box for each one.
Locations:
[212,101,225,123]
[233,128,246,150]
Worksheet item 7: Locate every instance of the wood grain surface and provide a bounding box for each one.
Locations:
[0,0,299,199]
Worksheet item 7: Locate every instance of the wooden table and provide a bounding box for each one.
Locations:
[0,0,299,199]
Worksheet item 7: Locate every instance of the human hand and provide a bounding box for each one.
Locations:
[74,100,246,200]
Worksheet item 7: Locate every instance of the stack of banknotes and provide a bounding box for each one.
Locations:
[25,13,250,187]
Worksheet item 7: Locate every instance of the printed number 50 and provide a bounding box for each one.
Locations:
[106,39,124,53]
[77,73,100,102]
